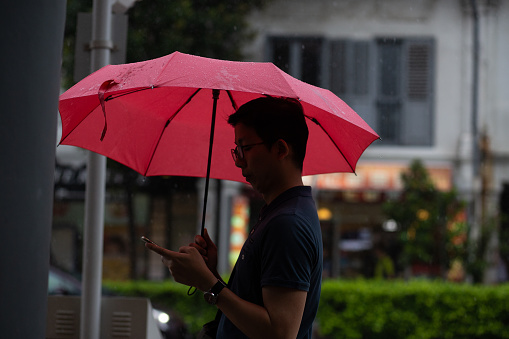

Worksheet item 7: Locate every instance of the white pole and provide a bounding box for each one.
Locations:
[80,0,112,338]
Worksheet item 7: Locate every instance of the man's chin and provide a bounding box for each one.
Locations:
[245,177,257,189]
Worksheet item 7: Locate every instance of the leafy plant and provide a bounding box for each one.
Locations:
[105,278,509,338]
[463,216,497,283]
[383,159,465,275]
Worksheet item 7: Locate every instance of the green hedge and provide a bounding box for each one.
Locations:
[318,279,509,339]
[104,279,509,338]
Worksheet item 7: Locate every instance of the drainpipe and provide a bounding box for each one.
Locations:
[468,0,481,282]
[471,0,480,177]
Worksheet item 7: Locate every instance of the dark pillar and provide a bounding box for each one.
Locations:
[0,1,66,338]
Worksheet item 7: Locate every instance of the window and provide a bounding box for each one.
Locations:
[268,37,323,86]
[377,38,403,144]
[268,36,435,146]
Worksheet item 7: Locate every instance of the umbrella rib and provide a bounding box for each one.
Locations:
[226,90,238,110]
[143,88,202,176]
[104,87,154,101]
[60,87,158,145]
[58,105,96,146]
[305,115,356,174]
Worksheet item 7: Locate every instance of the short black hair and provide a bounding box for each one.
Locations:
[227,96,308,171]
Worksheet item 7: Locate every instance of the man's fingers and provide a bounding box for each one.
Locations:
[145,243,178,259]
[189,242,207,256]
[203,228,215,248]
[194,234,207,248]
[179,246,200,255]
[203,228,211,243]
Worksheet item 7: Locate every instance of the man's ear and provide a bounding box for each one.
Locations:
[276,139,290,159]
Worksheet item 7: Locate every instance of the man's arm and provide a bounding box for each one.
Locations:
[144,242,307,338]
[216,285,307,339]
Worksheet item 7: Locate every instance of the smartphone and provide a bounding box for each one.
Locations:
[141,236,160,246]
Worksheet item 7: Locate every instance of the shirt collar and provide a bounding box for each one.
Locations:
[259,186,312,220]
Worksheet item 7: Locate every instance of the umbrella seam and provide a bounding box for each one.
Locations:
[270,64,302,100]
[153,52,179,86]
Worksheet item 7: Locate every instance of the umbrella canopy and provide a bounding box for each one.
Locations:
[59,51,379,184]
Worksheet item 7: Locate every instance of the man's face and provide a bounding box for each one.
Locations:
[233,123,277,195]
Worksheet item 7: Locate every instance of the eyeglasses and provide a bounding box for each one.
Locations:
[231,142,265,162]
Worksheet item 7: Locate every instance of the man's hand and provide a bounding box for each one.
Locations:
[145,242,217,291]
[190,228,219,277]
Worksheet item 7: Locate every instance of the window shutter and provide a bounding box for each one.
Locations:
[352,41,370,96]
[376,38,402,144]
[330,40,347,95]
[330,40,375,130]
[400,39,434,145]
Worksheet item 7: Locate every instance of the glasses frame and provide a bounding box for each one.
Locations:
[231,142,266,162]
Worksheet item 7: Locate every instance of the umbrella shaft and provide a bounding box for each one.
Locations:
[201,89,220,236]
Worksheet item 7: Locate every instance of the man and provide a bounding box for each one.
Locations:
[146,96,323,338]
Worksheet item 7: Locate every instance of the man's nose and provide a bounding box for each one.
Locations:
[234,157,245,168]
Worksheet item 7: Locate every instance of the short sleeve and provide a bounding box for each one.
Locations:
[260,214,317,291]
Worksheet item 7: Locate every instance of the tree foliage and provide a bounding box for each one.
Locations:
[61,0,269,89]
[127,0,267,62]
[383,159,465,275]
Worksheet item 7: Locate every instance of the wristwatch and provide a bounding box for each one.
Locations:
[203,280,226,305]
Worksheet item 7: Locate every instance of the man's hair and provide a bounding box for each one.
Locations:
[227,96,308,171]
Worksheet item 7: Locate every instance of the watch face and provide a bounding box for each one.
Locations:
[204,292,218,305]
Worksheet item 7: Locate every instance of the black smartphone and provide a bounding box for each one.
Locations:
[140,236,160,246]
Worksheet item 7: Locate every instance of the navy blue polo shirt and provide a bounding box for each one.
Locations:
[216,186,323,338]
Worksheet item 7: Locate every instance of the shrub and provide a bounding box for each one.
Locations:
[316,279,509,339]
[105,279,509,338]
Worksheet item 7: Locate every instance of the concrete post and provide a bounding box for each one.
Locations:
[0,1,66,338]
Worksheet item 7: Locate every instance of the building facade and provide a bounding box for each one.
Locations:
[52,0,509,283]
[239,0,509,280]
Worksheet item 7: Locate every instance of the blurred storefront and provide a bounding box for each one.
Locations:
[305,161,452,278]
[51,162,200,281]
[52,156,456,281]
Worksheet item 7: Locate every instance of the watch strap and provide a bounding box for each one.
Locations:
[209,280,226,295]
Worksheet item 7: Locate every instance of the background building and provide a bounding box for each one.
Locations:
[52,0,509,283]
[240,0,509,281]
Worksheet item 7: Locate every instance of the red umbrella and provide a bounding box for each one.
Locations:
[59,51,379,232]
